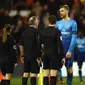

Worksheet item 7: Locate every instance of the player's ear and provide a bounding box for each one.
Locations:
[35,18,38,26]
[67,9,69,13]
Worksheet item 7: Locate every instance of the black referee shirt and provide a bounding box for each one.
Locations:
[38,26,65,58]
[20,27,39,60]
[0,34,16,62]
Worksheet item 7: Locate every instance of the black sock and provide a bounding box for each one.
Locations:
[78,69,82,81]
[43,77,49,85]
[31,77,36,85]
[5,80,10,85]
[50,76,56,85]
[0,79,5,85]
[22,77,28,85]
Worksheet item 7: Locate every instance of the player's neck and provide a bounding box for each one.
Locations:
[63,16,70,21]
[30,25,37,29]
[48,24,55,27]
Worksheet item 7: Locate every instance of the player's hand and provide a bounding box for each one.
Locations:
[20,56,24,63]
[66,52,71,59]
[37,58,42,65]
[62,58,65,65]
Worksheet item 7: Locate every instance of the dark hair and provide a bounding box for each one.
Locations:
[78,31,84,38]
[48,15,57,24]
[60,5,69,10]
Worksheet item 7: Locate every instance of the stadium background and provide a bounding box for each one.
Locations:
[0,0,85,85]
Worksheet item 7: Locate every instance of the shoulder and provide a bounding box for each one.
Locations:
[56,20,63,28]
[22,28,30,36]
[77,38,82,41]
[77,37,79,40]
[56,20,63,24]
[83,37,85,40]
[70,18,77,24]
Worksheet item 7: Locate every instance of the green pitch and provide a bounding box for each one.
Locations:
[11,77,85,85]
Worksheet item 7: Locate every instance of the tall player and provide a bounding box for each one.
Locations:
[56,5,78,85]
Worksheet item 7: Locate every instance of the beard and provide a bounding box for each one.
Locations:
[60,14,66,19]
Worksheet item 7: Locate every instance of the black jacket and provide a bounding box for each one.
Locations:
[0,34,16,63]
[38,26,65,59]
[20,27,39,60]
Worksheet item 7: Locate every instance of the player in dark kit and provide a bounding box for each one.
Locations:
[38,15,65,85]
[20,16,41,85]
[0,24,16,85]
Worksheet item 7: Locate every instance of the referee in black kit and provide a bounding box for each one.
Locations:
[0,24,16,85]
[38,15,65,85]
[20,16,41,85]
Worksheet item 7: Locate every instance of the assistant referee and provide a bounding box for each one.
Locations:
[0,24,16,85]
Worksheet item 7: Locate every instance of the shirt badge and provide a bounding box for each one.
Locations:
[68,24,70,29]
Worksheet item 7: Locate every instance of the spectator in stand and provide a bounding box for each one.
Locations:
[26,0,34,9]
[48,0,57,15]
[77,0,85,31]
[70,0,81,21]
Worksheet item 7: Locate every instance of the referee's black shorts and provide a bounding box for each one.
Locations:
[24,58,39,74]
[0,61,15,75]
[43,54,62,70]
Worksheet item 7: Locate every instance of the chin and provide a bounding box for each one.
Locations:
[60,16,64,18]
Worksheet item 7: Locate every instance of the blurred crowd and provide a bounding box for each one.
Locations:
[0,0,85,59]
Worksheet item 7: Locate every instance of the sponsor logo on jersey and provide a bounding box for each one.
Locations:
[68,24,70,29]
[61,32,70,35]
[77,45,84,48]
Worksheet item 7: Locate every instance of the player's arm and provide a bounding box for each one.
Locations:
[37,33,43,58]
[37,32,43,65]
[57,30,65,57]
[67,21,77,57]
[20,45,24,57]
[8,36,17,63]
[20,34,24,63]
[57,30,65,64]
[20,46,24,63]
[55,21,58,28]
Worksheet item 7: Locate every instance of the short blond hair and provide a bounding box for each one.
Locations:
[28,16,37,25]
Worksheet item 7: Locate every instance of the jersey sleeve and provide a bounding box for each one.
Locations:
[57,30,65,58]
[55,21,58,28]
[37,32,43,59]
[20,33,24,46]
[8,35,17,63]
[68,20,78,53]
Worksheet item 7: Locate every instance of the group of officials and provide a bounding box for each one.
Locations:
[0,4,85,85]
